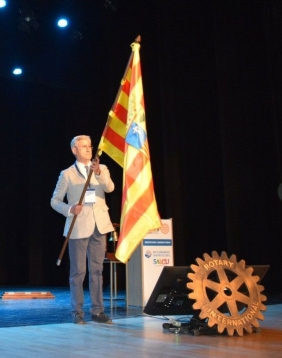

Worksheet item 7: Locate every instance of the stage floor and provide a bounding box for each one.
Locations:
[1,288,282,357]
[0,287,141,327]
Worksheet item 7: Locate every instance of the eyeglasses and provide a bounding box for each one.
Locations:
[75,145,93,150]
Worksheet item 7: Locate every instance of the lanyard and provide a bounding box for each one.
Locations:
[74,163,91,188]
[74,163,85,178]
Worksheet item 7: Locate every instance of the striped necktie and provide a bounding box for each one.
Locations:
[85,166,90,178]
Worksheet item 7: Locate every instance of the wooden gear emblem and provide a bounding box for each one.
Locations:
[187,251,267,336]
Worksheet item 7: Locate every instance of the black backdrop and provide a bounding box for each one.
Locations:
[0,0,282,294]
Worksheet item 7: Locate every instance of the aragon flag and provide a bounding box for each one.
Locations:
[97,46,132,167]
[98,36,161,263]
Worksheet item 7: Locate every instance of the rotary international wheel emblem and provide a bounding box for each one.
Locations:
[187,251,267,336]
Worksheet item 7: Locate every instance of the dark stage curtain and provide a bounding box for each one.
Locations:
[0,0,281,294]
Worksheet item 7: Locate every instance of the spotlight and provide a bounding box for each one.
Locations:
[13,68,23,75]
[18,7,39,33]
[0,0,7,8]
[57,18,68,28]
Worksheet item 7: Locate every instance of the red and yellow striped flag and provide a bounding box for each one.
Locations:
[114,38,162,263]
[97,50,133,167]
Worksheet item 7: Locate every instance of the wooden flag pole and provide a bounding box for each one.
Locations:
[56,153,99,266]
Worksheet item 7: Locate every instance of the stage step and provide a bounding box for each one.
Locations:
[1,292,55,299]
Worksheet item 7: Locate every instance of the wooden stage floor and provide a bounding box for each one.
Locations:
[0,290,281,358]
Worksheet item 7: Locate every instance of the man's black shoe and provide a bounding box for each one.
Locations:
[91,312,112,324]
[73,313,86,325]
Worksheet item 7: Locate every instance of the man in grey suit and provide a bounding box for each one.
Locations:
[51,135,115,324]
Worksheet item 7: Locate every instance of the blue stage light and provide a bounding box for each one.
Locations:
[57,19,68,28]
[13,68,23,75]
[0,0,7,8]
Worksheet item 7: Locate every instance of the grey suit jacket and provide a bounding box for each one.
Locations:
[51,162,115,239]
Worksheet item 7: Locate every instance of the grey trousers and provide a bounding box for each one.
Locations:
[68,228,106,316]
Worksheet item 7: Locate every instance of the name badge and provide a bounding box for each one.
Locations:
[85,189,95,204]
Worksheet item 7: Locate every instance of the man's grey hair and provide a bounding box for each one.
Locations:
[70,135,91,149]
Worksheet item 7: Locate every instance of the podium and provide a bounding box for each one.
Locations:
[127,219,173,307]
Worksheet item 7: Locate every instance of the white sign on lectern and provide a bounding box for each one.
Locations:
[127,218,173,307]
